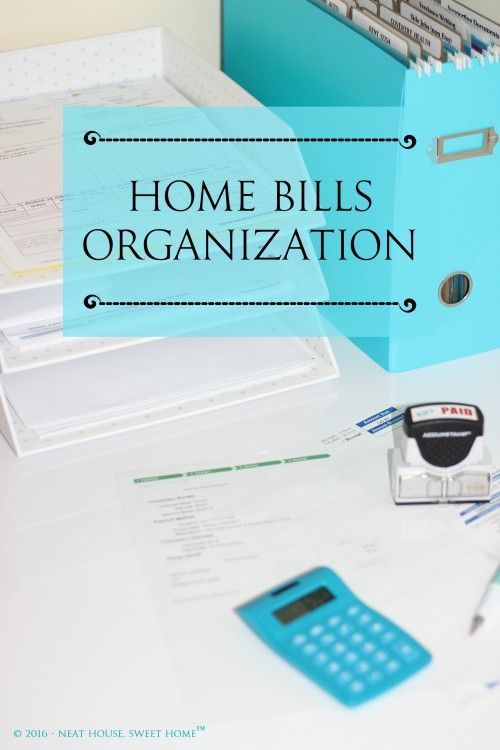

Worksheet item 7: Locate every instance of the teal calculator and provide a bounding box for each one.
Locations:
[236,567,432,707]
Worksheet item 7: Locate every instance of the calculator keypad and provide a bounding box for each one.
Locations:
[287,603,427,705]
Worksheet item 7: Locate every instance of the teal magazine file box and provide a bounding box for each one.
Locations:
[222,0,500,371]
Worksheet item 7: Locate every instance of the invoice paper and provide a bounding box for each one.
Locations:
[0,79,193,276]
[118,412,498,722]
[457,471,500,557]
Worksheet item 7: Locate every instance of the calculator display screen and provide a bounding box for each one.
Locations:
[274,586,335,624]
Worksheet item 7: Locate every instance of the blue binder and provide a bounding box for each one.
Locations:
[222,0,500,371]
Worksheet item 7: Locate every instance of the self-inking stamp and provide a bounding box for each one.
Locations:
[390,403,493,505]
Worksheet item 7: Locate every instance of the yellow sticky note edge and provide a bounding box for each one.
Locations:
[12,262,62,277]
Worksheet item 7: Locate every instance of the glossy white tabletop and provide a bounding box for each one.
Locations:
[1,337,499,749]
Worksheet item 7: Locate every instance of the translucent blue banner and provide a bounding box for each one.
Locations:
[63,106,423,338]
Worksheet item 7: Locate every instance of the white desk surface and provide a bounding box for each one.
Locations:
[1,337,500,750]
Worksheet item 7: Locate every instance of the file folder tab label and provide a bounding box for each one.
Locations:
[318,0,348,16]
[441,0,500,44]
[379,5,443,59]
[351,8,409,57]
[399,2,463,52]
[407,0,469,41]
[358,0,378,14]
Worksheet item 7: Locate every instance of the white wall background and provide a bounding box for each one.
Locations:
[467,0,500,22]
[0,0,221,66]
[466,0,500,23]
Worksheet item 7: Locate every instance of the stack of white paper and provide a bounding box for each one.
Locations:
[0,27,338,455]
[2,338,314,437]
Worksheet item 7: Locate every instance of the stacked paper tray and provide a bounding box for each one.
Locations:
[0,26,339,456]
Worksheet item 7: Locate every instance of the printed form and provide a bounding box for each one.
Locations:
[119,409,500,721]
[0,79,193,277]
